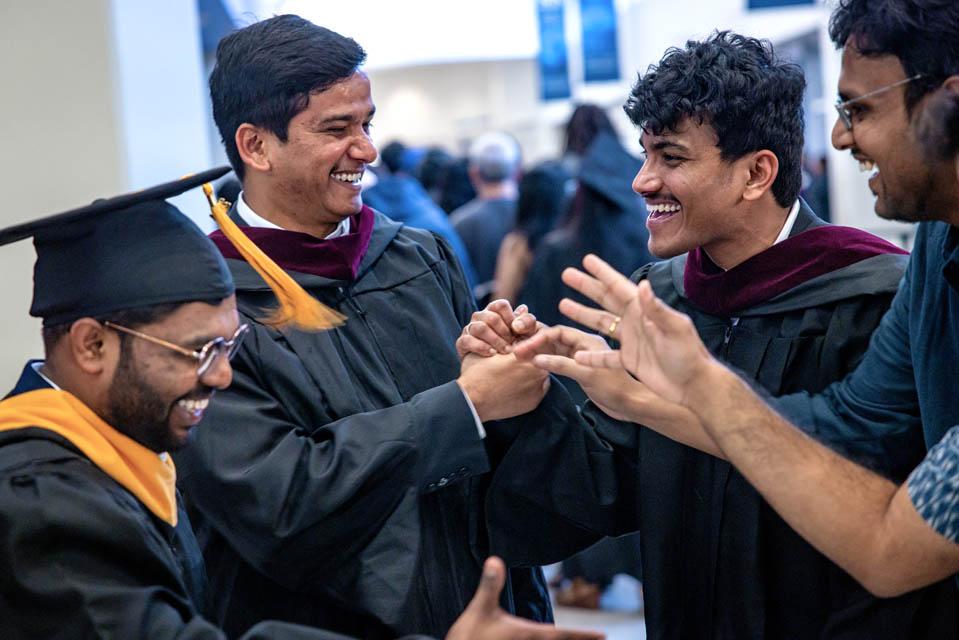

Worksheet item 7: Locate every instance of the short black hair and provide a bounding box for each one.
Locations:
[210,14,367,180]
[624,31,806,208]
[829,0,959,112]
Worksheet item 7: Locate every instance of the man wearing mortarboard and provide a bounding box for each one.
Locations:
[0,169,326,638]
[0,171,598,640]
[173,14,556,639]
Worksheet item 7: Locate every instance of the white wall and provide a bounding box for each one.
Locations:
[0,0,125,391]
[0,0,213,390]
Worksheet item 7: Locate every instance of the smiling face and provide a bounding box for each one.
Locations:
[105,297,239,453]
[263,71,377,232]
[832,42,939,222]
[634,119,757,261]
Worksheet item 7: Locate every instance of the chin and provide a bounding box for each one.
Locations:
[648,236,693,260]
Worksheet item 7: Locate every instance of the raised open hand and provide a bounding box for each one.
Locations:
[559,255,715,405]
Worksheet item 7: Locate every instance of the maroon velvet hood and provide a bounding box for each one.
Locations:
[209,205,375,281]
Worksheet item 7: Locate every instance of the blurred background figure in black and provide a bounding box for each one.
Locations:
[438,158,478,216]
[416,146,456,210]
[490,161,572,308]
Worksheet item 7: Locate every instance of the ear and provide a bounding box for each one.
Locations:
[942,75,959,94]
[235,123,273,174]
[66,319,117,376]
[742,150,779,202]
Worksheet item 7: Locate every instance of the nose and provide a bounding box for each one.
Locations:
[352,132,378,164]
[200,352,233,390]
[632,162,661,195]
[831,116,854,152]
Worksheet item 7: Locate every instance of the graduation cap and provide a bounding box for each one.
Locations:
[3,167,344,330]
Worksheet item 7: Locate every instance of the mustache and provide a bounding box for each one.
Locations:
[178,387,215,403]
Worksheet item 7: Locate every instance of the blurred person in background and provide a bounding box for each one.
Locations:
[364,140,479,289]
[416,146,456,208]
[561,104,617,175]
[439,157,478,215]
[491,161,572,307]
[450,132,522,299]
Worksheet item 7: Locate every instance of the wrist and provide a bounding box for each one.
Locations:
[682,358,732,413]
[457,376,490,422]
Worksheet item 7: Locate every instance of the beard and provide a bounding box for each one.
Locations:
[877,168,942,224]
[105,345,176,453]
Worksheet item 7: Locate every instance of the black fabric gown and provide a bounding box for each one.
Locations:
[175,211,550,639]
[486,206,959,639]
[0,364,363,640]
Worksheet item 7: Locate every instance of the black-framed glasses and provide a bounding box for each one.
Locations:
[104,321,250,377]
[834,74,924,131]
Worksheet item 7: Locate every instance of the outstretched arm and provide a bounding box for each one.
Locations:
[578,263,959,596]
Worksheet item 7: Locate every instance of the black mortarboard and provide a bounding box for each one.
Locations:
[0,167,235,326]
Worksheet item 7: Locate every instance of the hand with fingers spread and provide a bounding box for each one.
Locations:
[512,325,648,422]
[456,299,542,361]
[560,254,716,405]
[447,557,605,640]
[458,353,550,422]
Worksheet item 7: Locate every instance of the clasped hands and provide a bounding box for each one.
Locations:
[458,255,725,450]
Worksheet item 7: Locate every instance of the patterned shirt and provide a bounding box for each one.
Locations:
[907,425,959,543]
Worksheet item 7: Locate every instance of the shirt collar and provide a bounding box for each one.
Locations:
[31,361,60,390]
[237,191,351,239]
[773,200,802,245]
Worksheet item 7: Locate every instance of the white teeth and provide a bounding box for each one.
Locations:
[178,398,210,413]
[647,203,681,214]
[332,171,362,184]
[858,159,876,173]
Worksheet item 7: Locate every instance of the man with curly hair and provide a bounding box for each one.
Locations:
[465,30,958,638]
[541,0,959,609]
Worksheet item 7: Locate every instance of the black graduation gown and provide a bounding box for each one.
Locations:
[175,211,550,639]
[0,365,360,640]
[486,206,959,639]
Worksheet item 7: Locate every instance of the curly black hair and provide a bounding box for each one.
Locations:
[829,0,959,112]
[624,31,805,208]
[210,15,367,181]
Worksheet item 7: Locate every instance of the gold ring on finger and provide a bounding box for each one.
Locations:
[607,316,621,335]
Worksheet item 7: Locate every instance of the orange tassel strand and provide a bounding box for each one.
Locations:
[201,183,346,331]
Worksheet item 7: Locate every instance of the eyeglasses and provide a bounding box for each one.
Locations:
[104,321,250,377]
[834,74,924,131]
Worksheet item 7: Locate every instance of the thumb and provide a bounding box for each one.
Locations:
[638,281,683,333]
[466,556,506,616]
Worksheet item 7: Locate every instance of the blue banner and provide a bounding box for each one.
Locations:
[580,0,620,83]
[537,0,571,101]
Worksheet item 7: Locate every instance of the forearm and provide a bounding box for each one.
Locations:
[687,363,904,591]
[623,392,725,459]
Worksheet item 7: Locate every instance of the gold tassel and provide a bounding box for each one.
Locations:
[201,183,345,331]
